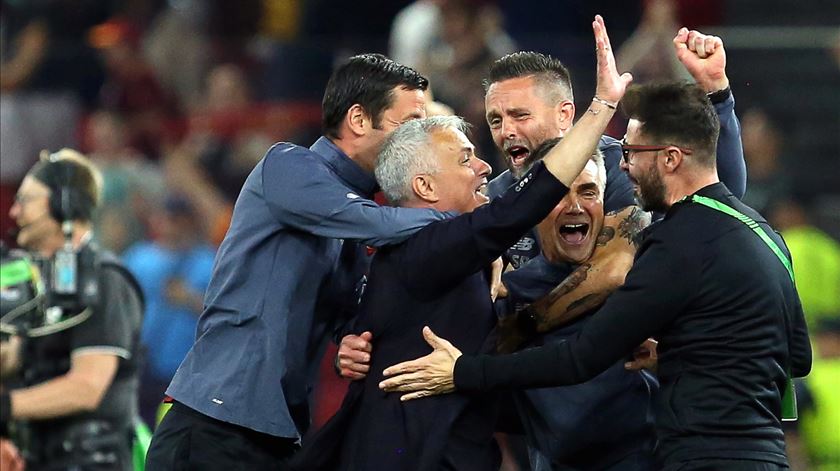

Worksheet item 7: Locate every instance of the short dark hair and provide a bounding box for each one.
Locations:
[483,51,574,103]
[321,53,429,139]
[621,82,720,167]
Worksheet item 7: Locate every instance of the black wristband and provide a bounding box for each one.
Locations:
[707,86,731,105]
[0,391,11,424]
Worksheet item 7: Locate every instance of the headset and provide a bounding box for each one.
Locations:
[42,152,95,224]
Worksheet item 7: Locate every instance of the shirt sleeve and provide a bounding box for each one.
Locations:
[262,145,450,247]
[713,92,747,199]
[454,233,701,392]
[71,266,142,360]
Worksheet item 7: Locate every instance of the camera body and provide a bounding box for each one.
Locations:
[0,240,99,339]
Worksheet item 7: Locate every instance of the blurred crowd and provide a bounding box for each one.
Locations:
[1,0,838,469]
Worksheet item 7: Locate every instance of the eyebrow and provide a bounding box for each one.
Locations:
[402,111,424,121]
[577,182,599,192]
[506,107,531,115]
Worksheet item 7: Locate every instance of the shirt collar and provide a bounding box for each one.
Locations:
[311,136,378,197]
[664,181,733,221]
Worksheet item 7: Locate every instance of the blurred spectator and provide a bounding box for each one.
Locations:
[90,17,178,158]
[189,63,253,140]
[606,0,692,137]
[0,0,108,182]
[143,1,212,111]
[740,108,791,214]
[389,0,441,69]
[798,318,840,470]
[399,0,515,174]
[86,109,165,253]
[164,63,276,245]
[123,195,216,427]
[615,0,691,85]
[768,195,840,328]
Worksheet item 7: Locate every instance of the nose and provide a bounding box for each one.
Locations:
[565,194,584,214]
[474,156,492,178]
[501,118,517,140]
[9,200,20,220]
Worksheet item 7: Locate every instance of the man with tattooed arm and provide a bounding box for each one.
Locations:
[339,27,746,471]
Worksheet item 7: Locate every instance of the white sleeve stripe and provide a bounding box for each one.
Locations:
[71,346,132,360]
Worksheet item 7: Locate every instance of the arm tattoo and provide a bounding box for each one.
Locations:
[529,263,592,331]
[542,263,590,306]
[617,207,647,248]
[596,227,615,247]
[565,292,609,315]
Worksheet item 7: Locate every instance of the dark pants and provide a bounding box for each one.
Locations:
[145,402,299,471]
[663,459,790,471]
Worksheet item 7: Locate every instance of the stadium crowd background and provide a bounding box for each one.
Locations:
[1,0,838,469]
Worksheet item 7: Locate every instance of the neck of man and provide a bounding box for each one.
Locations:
[38,222,92,258]
[331,136,376,174]
[664,166,721,209]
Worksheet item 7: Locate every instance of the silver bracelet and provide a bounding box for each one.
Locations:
[592,96,618,110]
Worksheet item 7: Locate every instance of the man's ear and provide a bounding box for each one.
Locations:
[556,100,575,132]
[661,147,685,174]
[411,174,439,203]
[345,104,368,137]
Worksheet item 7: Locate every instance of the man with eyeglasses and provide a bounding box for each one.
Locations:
[339,27,749,471]
[381,79,813,471]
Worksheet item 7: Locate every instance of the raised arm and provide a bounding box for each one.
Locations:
[399,15,633,296]
[674,28,746,198]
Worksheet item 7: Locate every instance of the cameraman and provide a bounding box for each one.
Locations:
[0,149,143,470]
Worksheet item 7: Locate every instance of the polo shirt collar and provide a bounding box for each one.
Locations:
[311,136,378,197]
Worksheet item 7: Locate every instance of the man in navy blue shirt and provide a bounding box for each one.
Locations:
[145,54,451,470]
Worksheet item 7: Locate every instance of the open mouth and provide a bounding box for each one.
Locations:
[558,223,590,244]
[475,182,488,197]
[507,146,530,167]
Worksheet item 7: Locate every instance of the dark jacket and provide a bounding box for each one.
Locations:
[290,162,569,471]
[456,183,812,469]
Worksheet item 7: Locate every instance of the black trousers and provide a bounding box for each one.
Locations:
[145,402,299,471]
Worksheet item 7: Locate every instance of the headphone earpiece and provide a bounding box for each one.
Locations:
[48,183,93,223]
[45,158,94,223]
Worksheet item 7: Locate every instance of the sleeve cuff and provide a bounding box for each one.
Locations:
[71,346,131,360]
[707,86,732,105]
[453,354,485,393]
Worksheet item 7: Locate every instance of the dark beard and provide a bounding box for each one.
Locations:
[635,165,669,213]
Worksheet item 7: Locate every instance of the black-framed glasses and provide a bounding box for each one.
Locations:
[620,139,692,164]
